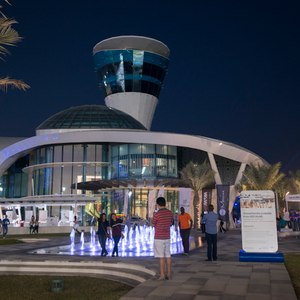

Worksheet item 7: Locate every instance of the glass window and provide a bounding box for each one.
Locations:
[129,144,141,154]
[63,145,73,162]
[141,144,155,154]
[156,145,168,155]
[111,159,118,178]
[111,145,119,157]
[29,150,37,166]
[61,166,72,194]
[13,173,22,197]
[168,146,177,156]
[168,158,177,178]
[119,144,128,156]
[44,167,52,195]
[45,146,54,163]
[129,154,141,177]
[52,166,62,194]
[86,144,96,162]
[156,156,168,177]
[39,147,46,164]
[53,145,63,163]
[141,155,155,177]
[119,155,128,178]
[73,144,84,162]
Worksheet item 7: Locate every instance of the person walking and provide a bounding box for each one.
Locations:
[178,207,193,255]
[202,204,218,261]
[283,208,291,229]
[2,215,10,238]
[152,197,174,280]
[200,212,206,233]
[72,216,81,234]
[110,213,124,257]
[219,219,227,233]
[32,218,39,234]
[97,213,110,257]
[29,215,35,234]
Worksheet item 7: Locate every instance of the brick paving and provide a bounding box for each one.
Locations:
[0,229,299,299]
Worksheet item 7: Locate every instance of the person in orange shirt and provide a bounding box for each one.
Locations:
[178,207,193,255]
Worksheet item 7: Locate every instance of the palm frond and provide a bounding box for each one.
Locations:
[180,161,215,192]
[0,77,30,91]
[240,162,285,190]
[0,17,21,57]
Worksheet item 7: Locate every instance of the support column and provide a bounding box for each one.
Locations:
[208,153,222,184]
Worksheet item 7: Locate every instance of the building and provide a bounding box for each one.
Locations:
[0,36,266,227]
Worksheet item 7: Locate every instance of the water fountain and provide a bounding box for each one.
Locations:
[70,228,75,250]
[33,225,202,257]
[80,231,85,250]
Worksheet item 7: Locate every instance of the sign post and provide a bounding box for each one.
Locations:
[239,190,284,262]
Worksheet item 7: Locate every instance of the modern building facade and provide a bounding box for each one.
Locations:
[0,36,267,227]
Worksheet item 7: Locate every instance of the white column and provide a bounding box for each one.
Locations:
[208,153,222,184]
[235,162,247,185]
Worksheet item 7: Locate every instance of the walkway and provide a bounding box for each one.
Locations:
[0,229,299,299]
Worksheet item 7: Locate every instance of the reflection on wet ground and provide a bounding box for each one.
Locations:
[31,226,203,257]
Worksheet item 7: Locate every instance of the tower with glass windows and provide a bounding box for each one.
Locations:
[93,36,170,130]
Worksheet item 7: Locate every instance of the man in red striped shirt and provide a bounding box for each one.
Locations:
[152,197,174,280]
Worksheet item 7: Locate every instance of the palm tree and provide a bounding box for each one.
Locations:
[0,2,29,91]
[180,161,215,229]
[238,162,285,191]
[287,170,300,194]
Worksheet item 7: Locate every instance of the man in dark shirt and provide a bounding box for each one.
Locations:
[2,215,10,238]
[202,204,218,261]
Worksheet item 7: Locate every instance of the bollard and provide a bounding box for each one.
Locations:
[50,278,64,292]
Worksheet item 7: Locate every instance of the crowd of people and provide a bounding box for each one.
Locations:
[277,208,300,231]
[71,197,218,281]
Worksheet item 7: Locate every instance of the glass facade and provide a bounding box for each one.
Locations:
[94,50,169,98]
[1,155,29,198]
[37,105,146,130]
[28,144,109,196]
[111,144,177,179]
[0,141,242,222]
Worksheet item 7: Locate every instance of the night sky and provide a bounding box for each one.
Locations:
[1,1,300,172]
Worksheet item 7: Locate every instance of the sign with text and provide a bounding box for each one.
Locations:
[202,188,212,212]
[240,190,278,253]
[216,184,230,221]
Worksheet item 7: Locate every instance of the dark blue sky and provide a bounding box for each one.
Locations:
[1,1,300,172]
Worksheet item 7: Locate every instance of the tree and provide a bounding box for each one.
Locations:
[0,1,29,91]
[237,162,285,191]
[287,170,300,194]
[180,161,215,229]
[236,162,285,215]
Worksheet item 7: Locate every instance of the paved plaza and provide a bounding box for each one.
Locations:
[0,229,299,299]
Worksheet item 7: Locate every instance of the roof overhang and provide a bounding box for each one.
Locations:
[0,130,267,176]
[72,178,190,191]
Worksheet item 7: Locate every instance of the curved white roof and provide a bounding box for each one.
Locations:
[93,35,170,58]
[0,130,266,176]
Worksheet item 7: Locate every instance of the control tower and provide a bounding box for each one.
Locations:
[93,36,170,130]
